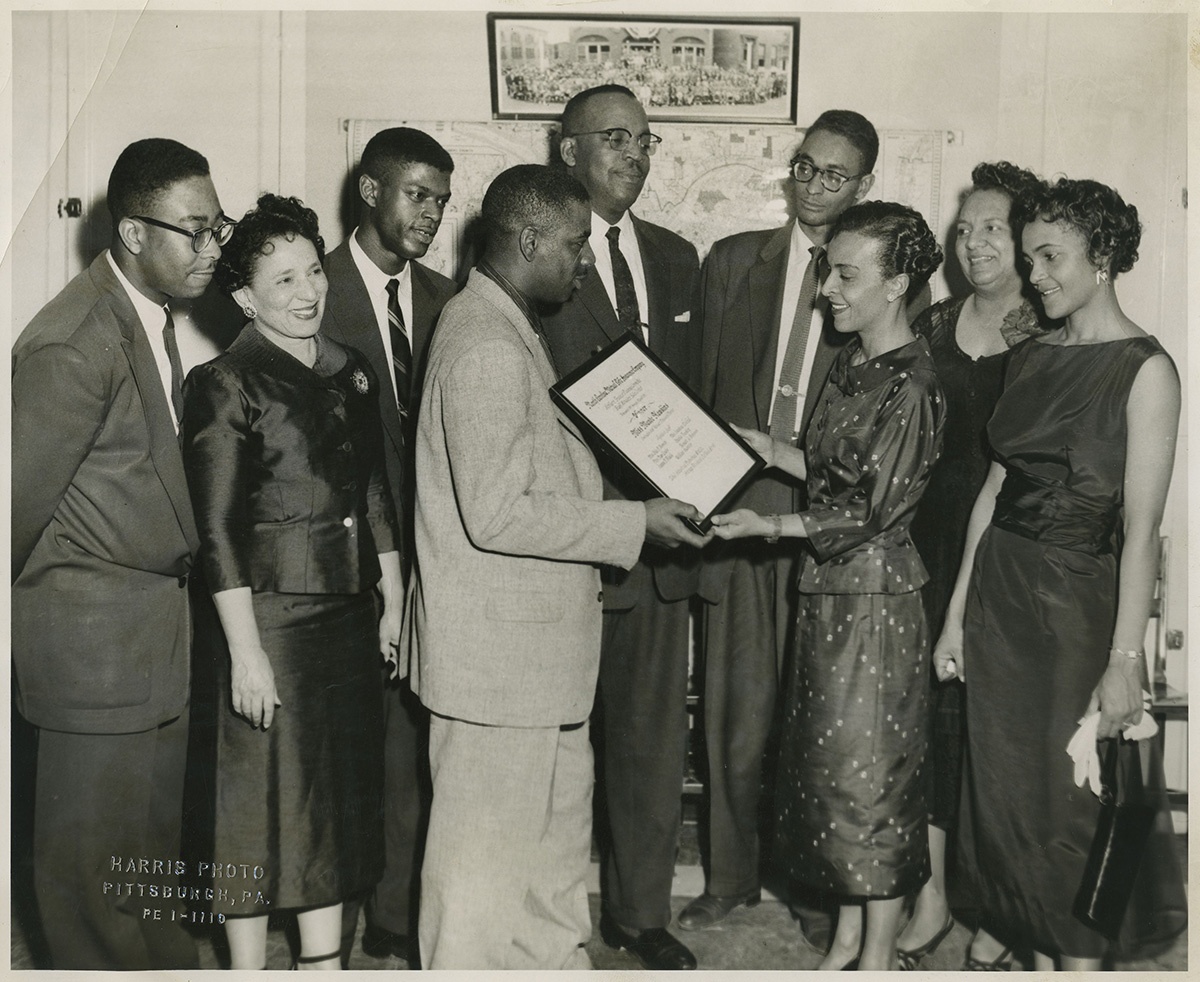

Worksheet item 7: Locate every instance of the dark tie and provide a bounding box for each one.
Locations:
[386,278,413,419]
[606,226,642,335]
[162,305,185,427]
[769,246,823,442]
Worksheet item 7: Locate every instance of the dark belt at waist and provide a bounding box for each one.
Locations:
[991,468,1118,556]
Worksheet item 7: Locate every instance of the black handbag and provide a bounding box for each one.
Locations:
[1072,736,1157,940]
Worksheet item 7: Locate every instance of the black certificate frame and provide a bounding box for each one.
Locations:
[549,334,765,532]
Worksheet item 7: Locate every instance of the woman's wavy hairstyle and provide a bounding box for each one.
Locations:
[1014,177,1141,278]
[215,193,325,295]
[829,200,943,298]
[964,160,1041,221]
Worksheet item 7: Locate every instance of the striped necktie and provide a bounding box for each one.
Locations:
[385,278,412,420]
[769,246,823,442]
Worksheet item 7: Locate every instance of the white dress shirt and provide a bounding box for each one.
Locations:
[590,209,650,345]
[106,250,180,432]
[768,220,828,438]
[349,227,412,406]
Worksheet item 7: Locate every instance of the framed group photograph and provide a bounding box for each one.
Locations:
[487,13,800,124]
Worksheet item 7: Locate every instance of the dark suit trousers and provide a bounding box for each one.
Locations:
[342,674,429,947]
[34,712,198,970]
[596,578,691,930]
[700,542,798,897]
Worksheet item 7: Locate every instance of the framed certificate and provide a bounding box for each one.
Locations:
[550,334,764,532]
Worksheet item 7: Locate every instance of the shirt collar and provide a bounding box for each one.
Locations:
[349,227,410,296]
[106,249,171,334]
[594,208,636,244]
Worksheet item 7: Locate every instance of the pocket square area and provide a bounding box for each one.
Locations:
[673,311,691,322]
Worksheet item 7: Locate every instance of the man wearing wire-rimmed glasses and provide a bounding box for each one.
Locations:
[543,83,704,972]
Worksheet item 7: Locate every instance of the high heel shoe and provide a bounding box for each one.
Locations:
[896,914,954,970]
[964,945,1013,970]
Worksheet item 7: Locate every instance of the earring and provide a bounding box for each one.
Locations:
[242,303,258,319]
[1095,268,1109,285]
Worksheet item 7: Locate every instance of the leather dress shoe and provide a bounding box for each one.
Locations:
[361,925,419,966]
[677,889,762,931]
[600,916,697,970]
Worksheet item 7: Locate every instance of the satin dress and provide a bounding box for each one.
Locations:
[184,328,397,915]
[776,337,945,899]
[957,335,1183,957]
[909,297,1044,826]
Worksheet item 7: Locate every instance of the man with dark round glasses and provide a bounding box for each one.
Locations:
[543,83,703,972]
[13,137,226,970]
[688,109,928,949]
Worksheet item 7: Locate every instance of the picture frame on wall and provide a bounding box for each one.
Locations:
[487,13,800,125]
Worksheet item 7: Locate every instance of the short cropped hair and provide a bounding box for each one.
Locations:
[214,193,325,295]
[561,84,639,136]
[480,164,590,241]
[107,138,210,227]
[360,127,454,182]
[798,110,879,174]
[831,200,943,298]
[1014,177,1141,278]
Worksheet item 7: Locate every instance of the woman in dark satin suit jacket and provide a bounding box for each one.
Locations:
[182,194,402,971]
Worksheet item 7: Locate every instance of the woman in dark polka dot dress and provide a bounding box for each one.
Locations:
[712,201,945,970]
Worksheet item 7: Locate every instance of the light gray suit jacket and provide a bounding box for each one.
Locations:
[410,270,645,727]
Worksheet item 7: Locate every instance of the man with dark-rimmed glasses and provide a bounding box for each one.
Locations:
[13,138,227,969]
[542,83,704,971]
[687,109,917,949]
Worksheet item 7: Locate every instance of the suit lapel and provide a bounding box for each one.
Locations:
[325,244,407,466]
[479,274,588,447]
[575,272,626,346]
[410,261,440,369]
[632,217,671,360]
[748,224,792,429]
[97,258,198,550]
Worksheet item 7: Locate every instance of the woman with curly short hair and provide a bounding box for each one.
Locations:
[933,177,1182,968]
[710,201,946,969]
[897,161,1050,971]
[182,193,402,970]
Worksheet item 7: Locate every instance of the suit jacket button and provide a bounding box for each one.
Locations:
[177,575,188,588]
[343,517,354,527]
[597,591,604,602]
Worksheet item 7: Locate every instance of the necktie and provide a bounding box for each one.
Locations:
[386,278,412,420]
[162,306,185,427]
[769,246,823,442]
[606,226,642,336]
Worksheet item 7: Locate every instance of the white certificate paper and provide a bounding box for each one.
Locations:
[552,336,762,523]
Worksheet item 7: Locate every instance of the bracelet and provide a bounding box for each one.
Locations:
[763,514,783,544]
[1110,646,1144,660]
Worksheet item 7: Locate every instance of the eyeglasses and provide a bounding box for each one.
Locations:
[133,215,237,253]
[570,128,662,156]
[790,160,863,193]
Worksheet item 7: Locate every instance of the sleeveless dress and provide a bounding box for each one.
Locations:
[909,297,1044,827]
[956,335,1183,957]
[775,337,945,899]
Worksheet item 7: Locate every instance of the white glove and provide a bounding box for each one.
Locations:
[1066,690,1158,797]
[1066,712,1103,795]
